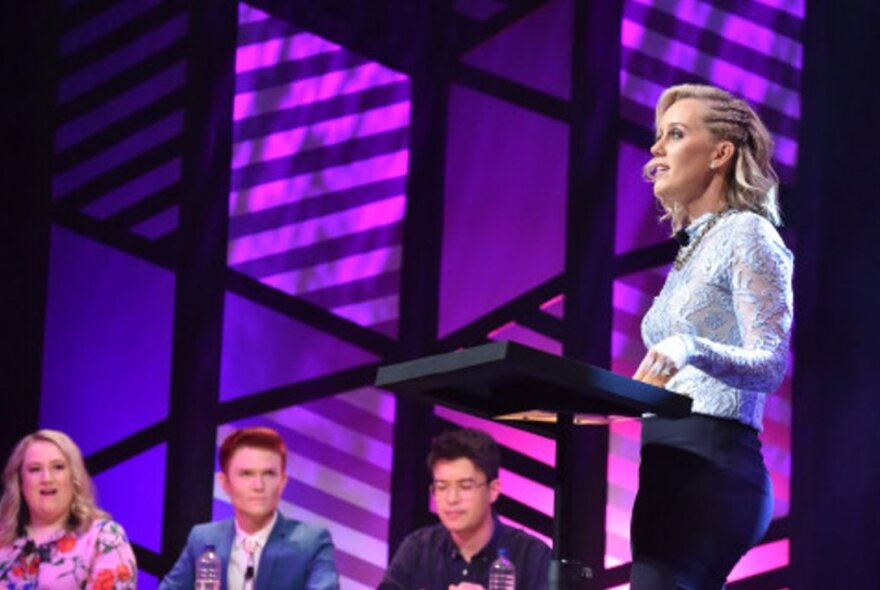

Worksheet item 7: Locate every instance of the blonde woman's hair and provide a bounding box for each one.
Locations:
[645,83,782,233]
[0,430,109,545]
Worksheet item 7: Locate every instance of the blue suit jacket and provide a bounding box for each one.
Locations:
[158,513,339,590]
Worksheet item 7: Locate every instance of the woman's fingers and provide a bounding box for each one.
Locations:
[633,348,677,384]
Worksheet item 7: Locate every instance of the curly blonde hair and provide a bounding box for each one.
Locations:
[0,430,109,545]
[645,83,782,233]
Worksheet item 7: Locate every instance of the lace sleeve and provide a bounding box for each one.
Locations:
[684,216,793,391]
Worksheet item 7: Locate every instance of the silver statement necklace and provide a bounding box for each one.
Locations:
[673,209,734,271]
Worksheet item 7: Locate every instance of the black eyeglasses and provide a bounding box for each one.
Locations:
[429,479,488,498]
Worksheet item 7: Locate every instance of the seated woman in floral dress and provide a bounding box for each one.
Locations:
[0,429,137,589]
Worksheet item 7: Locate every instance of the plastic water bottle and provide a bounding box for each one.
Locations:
[195,544,221,590]
[488,547,516,590]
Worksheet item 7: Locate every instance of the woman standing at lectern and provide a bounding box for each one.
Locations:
[630,83,793,589]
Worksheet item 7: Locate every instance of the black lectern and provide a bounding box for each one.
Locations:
[375,340,691,589]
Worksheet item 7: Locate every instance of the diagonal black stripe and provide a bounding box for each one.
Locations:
[60,0,140,30]
[217,363,384,423]
[231,128,410,192]
[58,44,187,123]
[235,49,370,94]
[500,443,556,486]
[625,1,802,91]
[84,421,168,475]
[228,176,407,238]
[700,0,803,39]
[726,566,789,589]
[453,62,569,123]
[131,542,166,579]
[433,415,557,484]
[53,136,183,210]
[55,92,185,170]
[226,269,397,357]
[494,495,553,538]
[106,184,181,229]
[439,275,566,349]
[231,222,403,278]
[454,0,553,57]
[50,208,173,270]
[517,309,565,342]
[301,270,401,310]
[233,80,411,142]
[622,50,801,140]
[613,239,677,277]
[237,14,302,46]
[59,2,186,74]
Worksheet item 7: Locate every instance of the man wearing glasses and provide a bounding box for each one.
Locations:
[378,428,551,589]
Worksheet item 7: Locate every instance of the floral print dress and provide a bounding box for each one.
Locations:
[0,519,136,590]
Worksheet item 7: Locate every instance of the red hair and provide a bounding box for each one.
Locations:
[219,427,287,473]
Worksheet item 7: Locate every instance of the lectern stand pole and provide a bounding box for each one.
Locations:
[549,411,575,590]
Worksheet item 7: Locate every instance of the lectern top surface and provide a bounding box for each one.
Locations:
[375,340,691,423]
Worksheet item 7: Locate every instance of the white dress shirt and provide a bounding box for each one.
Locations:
[227,512,278,590]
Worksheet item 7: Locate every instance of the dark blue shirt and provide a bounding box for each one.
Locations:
[378,518,551,590]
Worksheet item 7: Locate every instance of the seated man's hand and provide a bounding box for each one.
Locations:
[448,584,486,590]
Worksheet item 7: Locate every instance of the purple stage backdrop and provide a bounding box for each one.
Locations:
[37,0,803,588]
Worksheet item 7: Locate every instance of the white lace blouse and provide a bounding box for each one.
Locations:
[641,210,794,430]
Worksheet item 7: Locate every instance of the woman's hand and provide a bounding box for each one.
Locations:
[633,335,689,387]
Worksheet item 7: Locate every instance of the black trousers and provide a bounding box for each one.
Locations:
[630,415,773,590]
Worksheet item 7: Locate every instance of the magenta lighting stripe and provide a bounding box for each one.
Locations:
[260,246,402,297]
[620,54,801,141]
[233,62,408,121]
[58,14,188,103]
[333,550,387,590]
[298,396,395,445]
[729,539,790,582]
[735,0,805,21]
[619,0,805,183]
[234,82,411,141]
[299,271,401,311]
[229,151,409,216]
[236,50,371,93]
[498,515,552,549]
[230,128,409,191]
[434,406,556,467]
[229,218,404,276]
[60,0,165,55]
[228,176,407,238]
[238,2,270,24]
[232,102,411,170]
[282,480,387,539]
[243,416,391,491]
[628,0,802,68]
[621,20,800,118]
[228,2,410,334]
[237,20,305,47]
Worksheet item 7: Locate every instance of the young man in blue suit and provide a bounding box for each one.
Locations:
[159,427,339,590]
